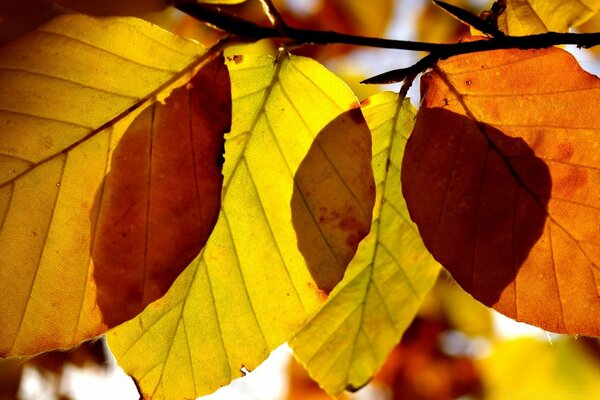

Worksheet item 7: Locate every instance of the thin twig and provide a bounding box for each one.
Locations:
[433,0,504,37]
[258,0,289,34]
[362,53,440,84]
[176,1,600,83]
[177,3,600,52]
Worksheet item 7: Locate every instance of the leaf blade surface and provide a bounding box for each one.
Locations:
[0,14,210,356]
[107,53,361,399]
[292,93,441,395]
[497,0,600,35]
[402,45,600,335]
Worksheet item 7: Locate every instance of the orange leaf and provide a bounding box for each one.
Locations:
[90,54,229,327]
[292,108,375,294]
[402,44,600,335]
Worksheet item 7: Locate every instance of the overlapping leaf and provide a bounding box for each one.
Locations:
[106,53,362,399]
[291,93,440,396]
[0,14,210,356]
[291,108,375,294]
[496,0,600,35]
[402,45,600,335]
[91,54,229,327]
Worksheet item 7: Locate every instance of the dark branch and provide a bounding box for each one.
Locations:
[177,2,600,52]
[433,0,505,38]
[177,2,600,83]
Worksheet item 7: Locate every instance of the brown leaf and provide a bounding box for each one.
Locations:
[90,54,230,327]
[0,358,22,400]
[292,108,375,294]
[402,44,600,335]
[374,317,483,400]
[53,0,170,15]
[0,0,64,44]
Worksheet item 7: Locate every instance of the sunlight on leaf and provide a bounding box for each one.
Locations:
[106,53,360,400]
[497,0,600,35]
[291,93,441,396]
[0,14,208,356]
[402,44,600,335]
[481,338,600,399]
[291,108,375,294]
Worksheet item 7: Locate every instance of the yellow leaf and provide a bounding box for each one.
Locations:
[291,93,440,396]
[481,338,600,399]
[402,44,600,335]
[322,0,395,37]
[497,0,600,35]
[106,53,360,399]
[0,14,208,356]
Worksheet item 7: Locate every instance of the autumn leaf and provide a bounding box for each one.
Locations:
[0,0,64,44]
[402,44,600,335]
[292,108,375,293]
[374,317,483,400]
[481,338,600,399]
[496,0,600,35]
[0,14,215,356]
[416,0,470,46]
[90,54,229,327]
[106,53,361,400]
[322,0,395,37]
[291,93,440,396]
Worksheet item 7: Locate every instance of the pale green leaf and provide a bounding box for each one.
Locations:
[497,0,600,35]
[291,93,440,395]
[0,14,206,356]
[106,53,360,400]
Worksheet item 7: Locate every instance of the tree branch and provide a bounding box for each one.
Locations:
[177,2,600,51]
[176,2,600,83]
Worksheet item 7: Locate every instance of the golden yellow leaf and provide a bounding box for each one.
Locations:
[481,338,600,399]
[497,0,600,35]
[0,14,210,356]
[106,53,360,399]
[291,93,440,396]
[402,44,600,335]
[322,0,395,38]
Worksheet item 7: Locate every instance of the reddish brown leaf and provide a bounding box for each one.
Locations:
[292,108,375,294]
[90,54,230,327]
[402,44,600,335]
[374,317,483,400]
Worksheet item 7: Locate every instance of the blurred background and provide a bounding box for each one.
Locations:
[2,0,600,398]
